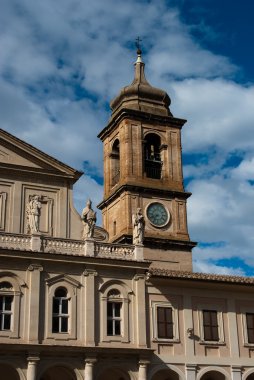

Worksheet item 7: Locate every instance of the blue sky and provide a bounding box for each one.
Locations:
[1,0,254,276]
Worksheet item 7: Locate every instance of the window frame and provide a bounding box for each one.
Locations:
[202,309,219,342]
[198,305,225,345]
[0,276,22,339]
[52,287,70,334]
[45,276,80,340]
[99,282,131,343]
[152,301,179,342]
[107,299,122,336]
[241,308,254,347]
[246,313,254,344]
[0,293,13,331]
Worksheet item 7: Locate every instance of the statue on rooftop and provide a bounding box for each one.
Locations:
[132,208,145,245]
[82,199,97,239]
[26,195,42,234]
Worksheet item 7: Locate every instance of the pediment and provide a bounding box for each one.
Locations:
[0,147,41,168]
[46,274,81,288]
[0,128,82,181]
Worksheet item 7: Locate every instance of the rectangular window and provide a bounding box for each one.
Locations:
[157,306,173,339]
[107,302,121,336]
[246,313,254,344]
[0,295,13,331]
[203,310,219,341]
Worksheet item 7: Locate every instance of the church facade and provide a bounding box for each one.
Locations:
[0,50,254,380]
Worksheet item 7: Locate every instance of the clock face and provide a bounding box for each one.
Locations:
[146,202,170,227]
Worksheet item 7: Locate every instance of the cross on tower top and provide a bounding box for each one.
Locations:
[135,37,142,55]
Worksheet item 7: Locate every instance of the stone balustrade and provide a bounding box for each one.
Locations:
[0,233,31,251]
[0,232,140,260]
[94,242,135,259]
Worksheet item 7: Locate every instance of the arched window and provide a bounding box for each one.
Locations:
[52,287,69,333]
[100,282,131,343]
[111,139,120,186]
[0,282,13,331]
[144,134,162,179]
[107,289,122,336]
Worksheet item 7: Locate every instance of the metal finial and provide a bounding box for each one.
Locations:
[135,36,142,55]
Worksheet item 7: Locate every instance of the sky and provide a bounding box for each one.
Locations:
[1,0,254,276]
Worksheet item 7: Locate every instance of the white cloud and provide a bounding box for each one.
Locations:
[1,0,254,275]
[172,78,254,153]
[231,157,254,180]
[193,259,246,277]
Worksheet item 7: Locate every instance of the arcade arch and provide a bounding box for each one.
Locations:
[40,365,76,380]
[150,368,180,380]
[246,374,254,380]
[96,367,130,380]
[0,363,20,380]
[200,370,226,380]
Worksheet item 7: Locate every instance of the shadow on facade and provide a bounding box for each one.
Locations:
[0,363,20,380]
[40,365,76,380]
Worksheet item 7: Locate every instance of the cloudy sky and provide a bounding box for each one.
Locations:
[1,0,254,276]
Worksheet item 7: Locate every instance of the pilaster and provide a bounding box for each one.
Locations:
[83,269,97,345]
[186,364,197,380]
[183,294,195,358]
[134,274,147,347]
[227,298,240,358]
[27,264,43,342]
[231,366,242,380]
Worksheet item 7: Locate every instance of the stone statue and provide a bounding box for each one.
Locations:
[26,195,42,234]
[82,199,97,239]
[132,208,145,245]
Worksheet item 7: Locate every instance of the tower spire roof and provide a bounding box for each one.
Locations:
[110,44,171,118]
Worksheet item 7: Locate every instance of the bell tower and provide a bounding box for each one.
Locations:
[98,48,196,270]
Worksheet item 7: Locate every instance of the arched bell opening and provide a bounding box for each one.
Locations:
[144,133,162,179]
[111,139,120,187]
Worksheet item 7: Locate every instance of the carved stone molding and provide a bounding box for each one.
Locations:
[83,269,98,277]
[28,264,43,272]
[133,274,146,281]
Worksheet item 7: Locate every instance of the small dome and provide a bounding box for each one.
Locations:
[110,50,172,118]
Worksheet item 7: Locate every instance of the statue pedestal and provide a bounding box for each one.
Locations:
[31,233,41,252]
[84,238,95,257]
[134,244,144,260]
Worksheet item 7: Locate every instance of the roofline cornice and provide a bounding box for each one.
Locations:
[149,268,254,286]
[0,128,82,180]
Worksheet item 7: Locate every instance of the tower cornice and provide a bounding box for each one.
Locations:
[97,184,191,210]
[98,108,187,141]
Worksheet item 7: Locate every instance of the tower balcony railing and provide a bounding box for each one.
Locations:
[145,159,162,179]
[112,170,120,186]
